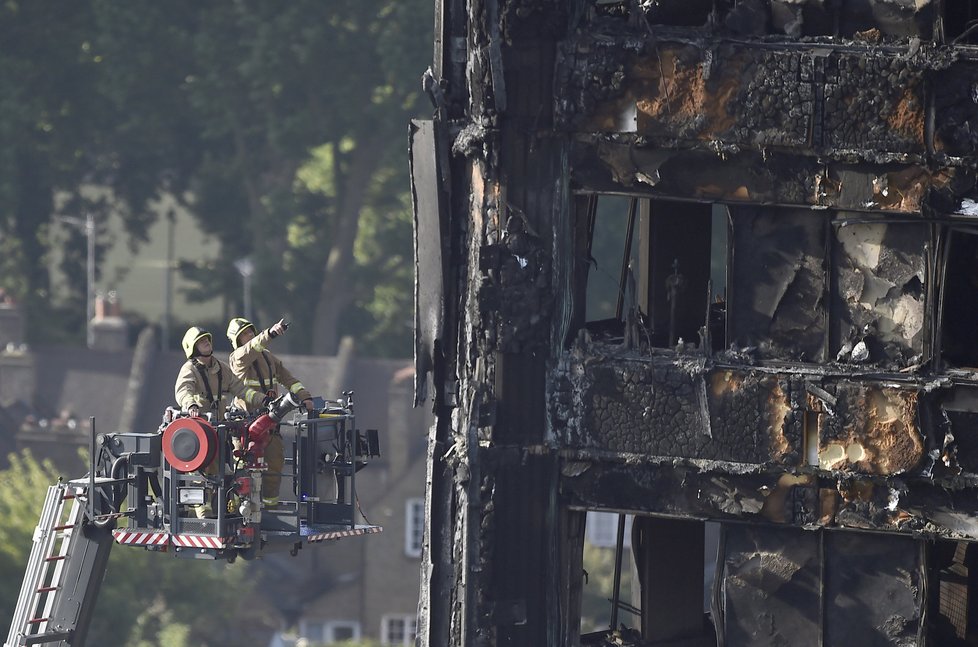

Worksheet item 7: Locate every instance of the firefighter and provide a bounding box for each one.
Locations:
[175,326,263,418]
[226,316,315,505]
[175,326,264,517]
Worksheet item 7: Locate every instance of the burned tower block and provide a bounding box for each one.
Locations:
[412,0,978,645]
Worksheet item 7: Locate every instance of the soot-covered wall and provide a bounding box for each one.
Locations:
[416,0,978,645]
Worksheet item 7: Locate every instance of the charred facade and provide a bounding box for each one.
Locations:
[412,0,978,645]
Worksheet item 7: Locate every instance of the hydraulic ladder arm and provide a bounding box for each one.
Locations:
[4,481,115,647]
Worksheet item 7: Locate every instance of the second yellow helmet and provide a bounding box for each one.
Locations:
[226,317,256,349]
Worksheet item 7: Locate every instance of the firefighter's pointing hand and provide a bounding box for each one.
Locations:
[269,318,288,338]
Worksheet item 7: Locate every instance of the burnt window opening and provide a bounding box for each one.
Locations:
[597,0,829,33]
[643,200,722,350]
[591,0,713,26]
[732,0,929,39]
[720,526,922,644]
[831,216,928,369]
[727,208,927,367]
[580,512,636,640]
[590,0,934,37]
[580,195,727,351]
[717,0,839,38]
[584,195,641,329]
[836,0,934,40]
[943,0,978,44]
[709,205,729,351]
[940,228,978,368]
[729,206,827,362]
[643,0,714,27]
[730,207,930,369]
[578,513,718,646]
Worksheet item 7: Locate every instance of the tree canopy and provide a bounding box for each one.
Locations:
[0,0,431,356]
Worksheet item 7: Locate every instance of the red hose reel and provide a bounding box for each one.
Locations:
[162,417,217,472]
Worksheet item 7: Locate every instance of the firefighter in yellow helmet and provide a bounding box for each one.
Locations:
[174,326,265,518]
[175,326,263,419]
[226,316,314,505]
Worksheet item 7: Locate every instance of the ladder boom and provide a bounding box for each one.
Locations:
[4,483,114,647]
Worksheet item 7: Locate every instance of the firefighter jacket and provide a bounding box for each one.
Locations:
[174,356,262,418]
[228,327,312,413]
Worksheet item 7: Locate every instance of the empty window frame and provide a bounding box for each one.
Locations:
[584,194,641,326]
[643,200,721,349]
[590,0,712,26]
[836,0,933,40]
[940,227,978,368]
[580,195,727,351]
[640,0,713,27]
[580,512,637,639]
[576,512,719,645]
[942,0,978,43]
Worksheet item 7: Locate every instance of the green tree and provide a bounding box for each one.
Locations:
[0,450,270,646]
[0,1,94,343]
[0,1,430,357]
[0,1,203,346]
[580,542,634,634]
[163,1,429,355]
[121,596,192,647]
[0,451,62,621]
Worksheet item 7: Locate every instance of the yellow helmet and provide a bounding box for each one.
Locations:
[181,326,212,359]
[226,317,256,349]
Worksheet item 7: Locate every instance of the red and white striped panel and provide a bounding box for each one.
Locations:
[112,529,170,547]
[171,534,226,549]
[305,525,383,543]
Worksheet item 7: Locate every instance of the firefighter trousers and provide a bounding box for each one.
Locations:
[263,432,284,501]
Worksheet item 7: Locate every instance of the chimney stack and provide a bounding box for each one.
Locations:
[90,290,128,350]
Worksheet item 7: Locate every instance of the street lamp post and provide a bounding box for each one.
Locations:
[234,258,254,322]
[162,210,175,351]
[59,213,96,347]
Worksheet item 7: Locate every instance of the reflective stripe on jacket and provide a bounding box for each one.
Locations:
[174,356,262,418]
[227,328,312,412]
